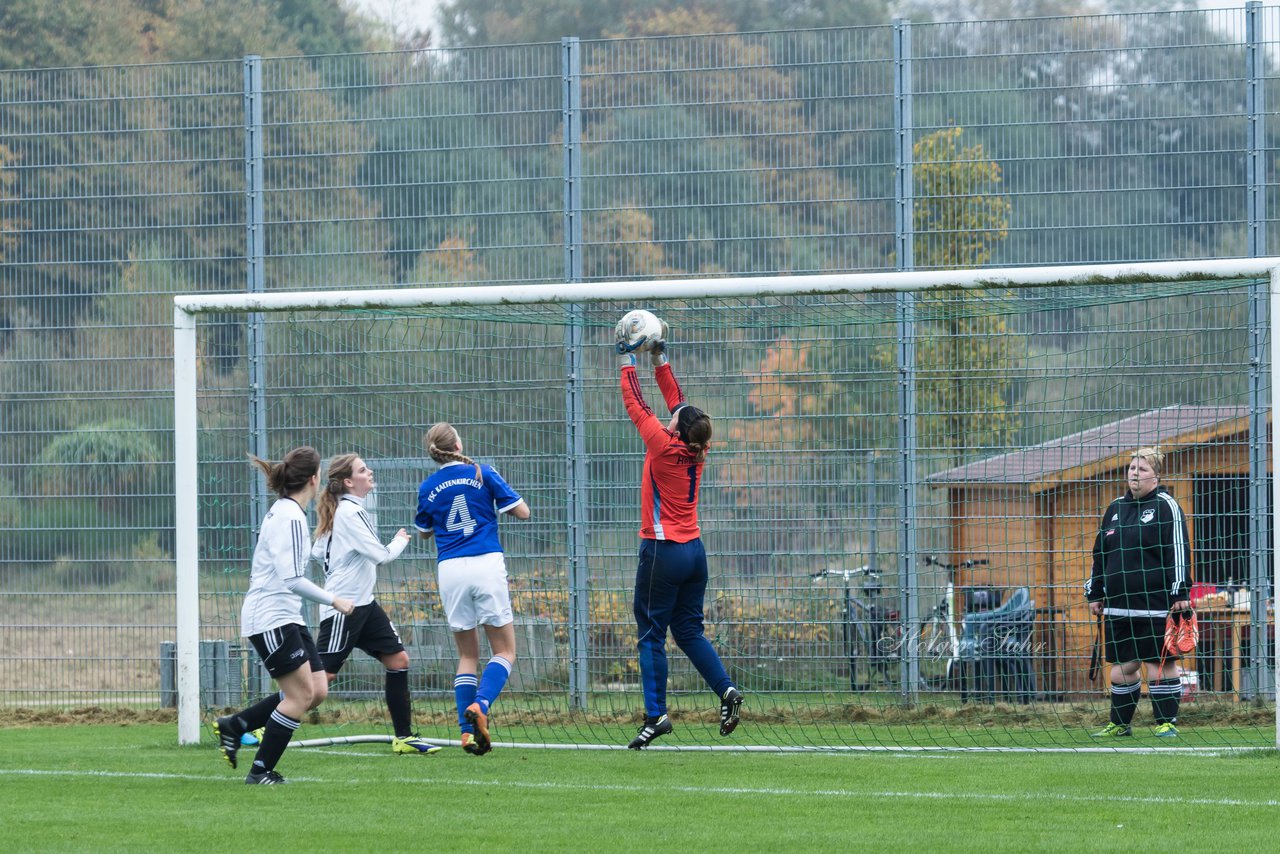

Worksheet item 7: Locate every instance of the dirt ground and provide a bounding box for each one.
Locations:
[0,590,236,699]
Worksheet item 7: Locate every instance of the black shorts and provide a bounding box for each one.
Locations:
[316,600,405,673]
[249,623,324,678]
[1104,615,1168,664]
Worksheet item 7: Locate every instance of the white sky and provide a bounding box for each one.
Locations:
[348,0,444,36]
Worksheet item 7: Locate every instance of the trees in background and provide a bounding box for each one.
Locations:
[579,7,879,278]
[720,337,857,574]
[436,0,891,48]
[910,127,1021,469]
[0,0,1268,580]
[0,0,394,576]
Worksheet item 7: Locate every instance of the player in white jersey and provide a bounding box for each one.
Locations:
[414,422,529,755]
[311,453,439,755]
[213,447,355,785]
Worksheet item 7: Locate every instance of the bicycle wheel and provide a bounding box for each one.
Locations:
[916,616,956,691]
[847,618,875,691]
[851,617,896,691]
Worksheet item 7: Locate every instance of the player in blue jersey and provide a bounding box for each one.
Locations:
[617,327,743,749]
[414,422,530,755]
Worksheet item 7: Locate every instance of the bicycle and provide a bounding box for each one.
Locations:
[915,555,989,691]
[811,566,898,691]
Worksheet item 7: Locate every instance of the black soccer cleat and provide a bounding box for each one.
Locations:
[464,703,491,754]
[627,714,673,749]
[719,687,744,737]
[461,731,490,756]
[244,769,286,785]
[214,715,244,769]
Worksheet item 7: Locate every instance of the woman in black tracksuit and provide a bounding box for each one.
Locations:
[1085,446,1192,738]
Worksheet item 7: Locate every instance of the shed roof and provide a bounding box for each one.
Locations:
[927,405,1252,493]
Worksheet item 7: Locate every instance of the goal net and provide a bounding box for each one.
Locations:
[174,261,1280,751]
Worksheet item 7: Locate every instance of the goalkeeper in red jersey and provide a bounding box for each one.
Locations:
[616,320,742,749]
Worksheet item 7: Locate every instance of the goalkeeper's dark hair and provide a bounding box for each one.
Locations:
[674,405,712,462]
[314,452,360,539]
[425,422,483,483]
[249,446,320,498]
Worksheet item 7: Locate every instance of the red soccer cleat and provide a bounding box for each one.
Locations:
[1165,609,1199,656]
[1174,609,1199,654]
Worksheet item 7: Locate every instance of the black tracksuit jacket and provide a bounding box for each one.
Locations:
[1085,485,1191,616]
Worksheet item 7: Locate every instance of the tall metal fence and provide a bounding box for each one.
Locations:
[0,5,1276,707]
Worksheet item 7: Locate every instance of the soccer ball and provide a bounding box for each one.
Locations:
[615,309,664,352]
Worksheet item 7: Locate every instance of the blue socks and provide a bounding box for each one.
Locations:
[475,656,513,715]
[455,657,512,728]
[454,673,477,732]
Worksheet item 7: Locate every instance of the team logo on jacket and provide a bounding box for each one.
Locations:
[1140,509,1155,524]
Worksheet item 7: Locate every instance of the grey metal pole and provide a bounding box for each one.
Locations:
[1246,1,1265,260]
[866,452,880,579]
[562,37,590,712]
[244,56,269,529]
[894,19,914,280]
[1271,266,1280,742]
[1244,2,1272,701]
[893,19,921,705]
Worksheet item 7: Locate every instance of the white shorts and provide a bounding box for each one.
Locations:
[438,552,513,632]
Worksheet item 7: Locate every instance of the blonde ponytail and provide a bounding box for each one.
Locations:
[425,422,482,483]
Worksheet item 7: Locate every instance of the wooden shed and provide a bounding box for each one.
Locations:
[926,404,1265,697]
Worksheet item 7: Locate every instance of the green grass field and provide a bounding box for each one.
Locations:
[2,722,1278,852]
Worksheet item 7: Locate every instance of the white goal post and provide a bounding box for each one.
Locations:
[173,259,1280,747]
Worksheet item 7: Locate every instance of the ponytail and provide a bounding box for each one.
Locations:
[425,422,483,483]
[249,446,320,498]
[314,452,359,538]
[674,406,712,463]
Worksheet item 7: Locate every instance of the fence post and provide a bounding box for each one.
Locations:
[1246,1,1265,259]
[160,641,176,708]
[894,18,914,277]
[244,55,269,525]
[893,18,921,705]
[1245,1,1272,701]
[562,36,590,711]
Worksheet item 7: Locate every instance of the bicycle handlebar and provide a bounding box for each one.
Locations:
[809,556,989,582]
[811,566,880,582]
[923,555,989,570]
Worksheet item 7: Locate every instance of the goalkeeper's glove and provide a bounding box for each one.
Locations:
[616,340,638,369]
[648,320,669,367]
[649,339,668,367]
